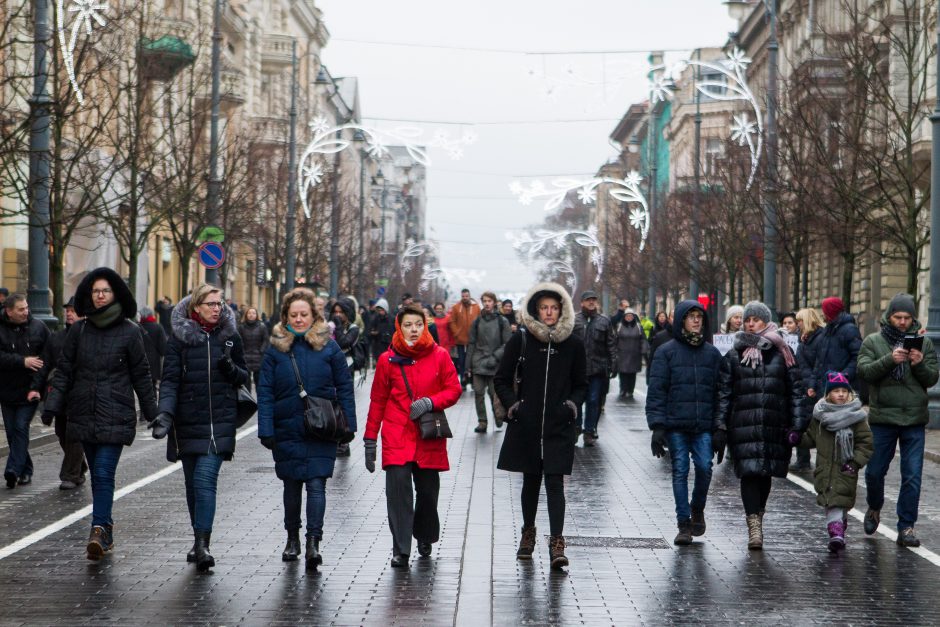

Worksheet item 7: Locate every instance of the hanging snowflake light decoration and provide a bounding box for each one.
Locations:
[510,172,650,251]
[399,240,438,281]
[57,0,109,104]
[298,122,474,219]
[509,226,605,279]
[418,267,487,293]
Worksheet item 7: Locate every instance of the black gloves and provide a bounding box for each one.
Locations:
[40,410,56,426]
[564,400,578,419]
[505,401,520,423]
[712,430,727,465]
[364,438,377,473]
[218,355,237,381]
[259,435,276,450]
[651,429,668,458]
[149,412,173,439]
[410,397,433,420]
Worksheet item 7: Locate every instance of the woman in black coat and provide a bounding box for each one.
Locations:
[494,282,587,571]
[150,284,249,571]
[716,301,808,550]
[239,306,269,391]
[43,267,158,560]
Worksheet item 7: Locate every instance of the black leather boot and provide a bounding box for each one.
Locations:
[194,530,215,572]
[305,536,322,570]
[282,530,301,562]
[186,540,197,563]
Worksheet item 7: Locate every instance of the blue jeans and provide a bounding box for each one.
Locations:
[865,424,925,530]
[82,443,123,527]
[181,453,224,533]
[581,374,606,434]
[667,431,713,523]
[283,477,327,539]
[2,404,34,478]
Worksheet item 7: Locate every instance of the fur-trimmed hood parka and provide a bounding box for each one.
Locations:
[257,320,357,480]
[44,267,157,446]
[157,295,249,462]
[494,282,588,475]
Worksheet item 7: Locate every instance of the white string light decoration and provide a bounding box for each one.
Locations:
[57,0,108,104]
[509,226,604,280]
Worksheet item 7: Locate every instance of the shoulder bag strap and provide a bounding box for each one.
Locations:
[287,351,308,399]
[398,363,415,401]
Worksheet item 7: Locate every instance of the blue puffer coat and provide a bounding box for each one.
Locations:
[645,300,723,433]
[807,312,862,394]
[158,297,249,462]
[257,321,357,481]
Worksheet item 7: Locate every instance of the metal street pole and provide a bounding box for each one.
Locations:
[690,52,702,299]
[283,40,298,295]
[356,147,365,301]
[647,96,659,315]
[204,0,222,285]
[329,135,341,297]
[925,0,940,427]
[27,0,55,327]
[762,0,779,315]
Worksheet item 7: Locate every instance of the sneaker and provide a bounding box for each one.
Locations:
[473,423,487,434]
[897,527,921,547]
[86,525,114,560]
[59,480,78,490]
[4,472,17,489]
[582,433,595,447]
[674,521,693,546]
[17,474,31,485]
[864,509,880,535]
[690,509,706,536]
[827,521,846,553]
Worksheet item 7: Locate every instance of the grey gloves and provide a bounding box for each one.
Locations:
[364,438,377,473]
[149,412,173,439]
[410,397,434,420]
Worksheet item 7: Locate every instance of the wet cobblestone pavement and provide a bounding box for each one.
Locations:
[2,375,940,625]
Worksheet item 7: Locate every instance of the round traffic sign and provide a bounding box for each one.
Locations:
[198,241,225,269]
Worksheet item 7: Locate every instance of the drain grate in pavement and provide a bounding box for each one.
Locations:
[246,466,274,473]
[556,536,671,549]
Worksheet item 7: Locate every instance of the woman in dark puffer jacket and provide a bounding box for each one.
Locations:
[43,267,158,560]
[150,284,249,572]
[717,301,809,550]
[239,306,269,391]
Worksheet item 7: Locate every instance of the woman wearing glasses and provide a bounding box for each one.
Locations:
[43,267,159,561]
[149,284,249,571]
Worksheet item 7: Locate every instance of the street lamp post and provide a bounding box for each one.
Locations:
[27,0,55,327]
[925,0,940,427]
[353,129,367,301]
[647,87,660,315]
[283,40,298,296]
[690,51,702,300]
[204,0,223,285]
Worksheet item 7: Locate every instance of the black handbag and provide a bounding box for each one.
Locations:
[235,385,257,428]
[398,363,453,440]
[288,351,353,443]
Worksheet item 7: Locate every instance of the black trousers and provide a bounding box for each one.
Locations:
[619,372,637,395]
[385,463,440,556]
[54,415,87,483]
[249,370,261,392]
[521,472,566,536]
[740,475,773,516]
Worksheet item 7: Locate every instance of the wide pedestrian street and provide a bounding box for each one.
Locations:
[2,375,940,626]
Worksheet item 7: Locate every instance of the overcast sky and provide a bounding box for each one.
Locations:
[317,1,737,301]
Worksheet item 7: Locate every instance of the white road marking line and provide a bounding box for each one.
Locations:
[0,425,258,561]
[785,471,940,567]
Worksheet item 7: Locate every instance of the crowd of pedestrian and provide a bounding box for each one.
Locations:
[1,272,937,575]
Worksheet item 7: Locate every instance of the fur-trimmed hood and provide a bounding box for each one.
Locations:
[171,295,238,346]
[74,267,137,318]
[269,321,331,352]
[520,281,575,343]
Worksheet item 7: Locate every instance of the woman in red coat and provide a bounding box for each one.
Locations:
[364,304,461,568]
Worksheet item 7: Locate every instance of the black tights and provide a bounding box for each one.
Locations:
[521,473,565,536]
[740,476,772,516]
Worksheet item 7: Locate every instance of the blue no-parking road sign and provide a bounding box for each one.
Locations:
[198,241,226,269]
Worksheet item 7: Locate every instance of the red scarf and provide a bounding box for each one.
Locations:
[191,311,218,333]
[391,317,436,359]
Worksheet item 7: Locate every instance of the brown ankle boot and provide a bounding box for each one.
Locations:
[548,535,568,569]
[516,526,537,560]
[746,514,763,550]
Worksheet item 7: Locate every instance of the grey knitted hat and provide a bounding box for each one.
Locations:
[743,301,772,324]
[886,293,916,319]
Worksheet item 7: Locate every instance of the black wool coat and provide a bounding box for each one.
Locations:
[158,297,249,462]
[45,267,158,445]
[494,282,587,476]
[717,345,810,478]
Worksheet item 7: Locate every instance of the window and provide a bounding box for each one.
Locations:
[704,138,724,177]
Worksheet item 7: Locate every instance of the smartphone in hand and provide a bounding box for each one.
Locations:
[903,335,925,352]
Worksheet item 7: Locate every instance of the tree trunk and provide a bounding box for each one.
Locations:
[50,244,65,327]
[841,252,855,309]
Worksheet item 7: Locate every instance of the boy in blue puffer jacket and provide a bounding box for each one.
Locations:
[646,300,724,546]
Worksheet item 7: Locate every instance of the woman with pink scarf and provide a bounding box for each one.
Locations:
[716,301,810,551]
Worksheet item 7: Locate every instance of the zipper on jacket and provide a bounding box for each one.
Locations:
[540,338,553,460]
[207,332,217,454]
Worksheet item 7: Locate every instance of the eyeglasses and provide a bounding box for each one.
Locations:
[686,313,704,320]
[201,301,223,309]
[92,289,113,296]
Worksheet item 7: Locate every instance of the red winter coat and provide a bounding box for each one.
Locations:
[435,314,454,351]
[365,345,461,470]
